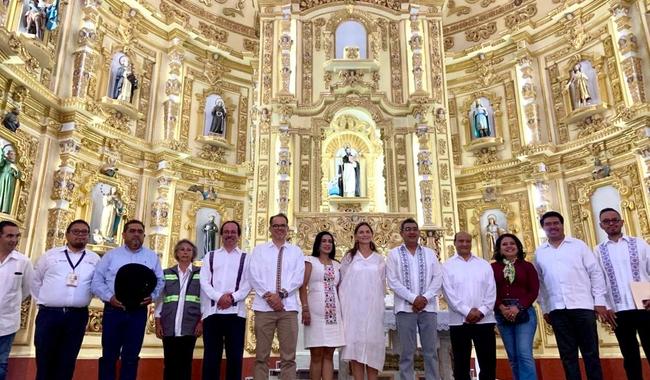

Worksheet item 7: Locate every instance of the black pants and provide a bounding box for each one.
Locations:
[202,314,246,380]
[614,309,650,380]
[162,335,197,380]
[34,306,89,380]
[549,308,603,380]
[450,323,496,380]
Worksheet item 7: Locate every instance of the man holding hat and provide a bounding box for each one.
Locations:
[91,220,163,380]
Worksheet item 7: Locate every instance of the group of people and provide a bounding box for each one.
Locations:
[0,208,648,380]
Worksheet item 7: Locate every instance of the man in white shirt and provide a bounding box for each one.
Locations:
[595,208,650,380]
[200,220,251,380]
[31,219,100,380]
[442,231,496,380]
[0,220,32,380]
[387,218,442,380]
[534,211,608,380]
[248,213,305,380]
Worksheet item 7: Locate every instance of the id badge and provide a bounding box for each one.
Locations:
[66,272,78,287]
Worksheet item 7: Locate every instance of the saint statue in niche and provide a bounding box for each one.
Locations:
[112,55,138,102]
[0,146,20,214]
[23,0,45,39]
[470,99,491,138]
[2,107,20,132]
[566,63,591,107]
[98,186,125,242]
[202,215,219,256]
[209,99,227,135]
[485,214,506,257]
[337,146,360,197]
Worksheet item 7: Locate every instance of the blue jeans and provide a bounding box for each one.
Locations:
[0,333,16,380]
[98,305,148,380]
[496,308,538,380]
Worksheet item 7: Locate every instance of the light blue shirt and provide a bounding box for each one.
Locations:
[91,245,164,302]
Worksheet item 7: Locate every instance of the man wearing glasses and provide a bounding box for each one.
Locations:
[248,213,305,380]
[31,219,100,380]
[595,208,650,380]
[387,218,443,380]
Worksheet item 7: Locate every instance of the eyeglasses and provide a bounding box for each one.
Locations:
[401,227,419,232]
[601,219,622,225]
[69,229,90,235]
[271,224,288,229]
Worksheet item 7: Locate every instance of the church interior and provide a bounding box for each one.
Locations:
[1,0,649,377]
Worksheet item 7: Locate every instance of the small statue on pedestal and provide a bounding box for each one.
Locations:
[2,107,20,132]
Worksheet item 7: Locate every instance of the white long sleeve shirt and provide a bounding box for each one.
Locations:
[200,247,251,318]
[442,254,496,326]
[31,246,100,308]
[595,235,650,312]
[387,244,442,313]
[534,236,607,314]
[0,250,33,336]
[248,242,305,312]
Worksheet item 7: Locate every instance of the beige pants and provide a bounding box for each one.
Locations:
[253,310,299,380]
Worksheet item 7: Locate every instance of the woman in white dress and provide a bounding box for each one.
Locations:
[299,231,345,380]
[339,222,386,380]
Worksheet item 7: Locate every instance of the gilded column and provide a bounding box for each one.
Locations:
[276,110,292,215]
[515,48,541,145]
[278,6,294,96]
[415,121,434,226]
[610,1,646,105]
[162,39,185,142]
[149,174,173,258]
[71,0,100,99]
[408,6,427,97]
[47,136,81,249]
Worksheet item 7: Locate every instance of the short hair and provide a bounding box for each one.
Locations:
[123,219,145,232]
[173,239,198,260]
[0,220,18,236]
[269,213,288,226]
[66,219,90,234]
[540,211,564,226]
[453,231,471,242]
[493,233,526,261]
[599,208,621,218]
[312,231,337,260]
[221,220,241,236]
[400,218,418,231]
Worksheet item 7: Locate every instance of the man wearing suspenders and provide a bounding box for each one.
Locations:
[200,220,250,380]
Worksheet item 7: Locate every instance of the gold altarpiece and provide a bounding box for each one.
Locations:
[0,0,648,370]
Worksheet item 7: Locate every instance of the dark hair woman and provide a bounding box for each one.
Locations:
[299,231,344,380]
[491,233,539,380]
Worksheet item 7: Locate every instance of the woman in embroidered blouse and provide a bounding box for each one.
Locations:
[339,222,386,380]
[491,233,540,380]
[299,231,345,380]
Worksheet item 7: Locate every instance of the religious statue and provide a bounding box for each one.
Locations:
[485,215,506,257]
[112,56,138,102]
[202,215,219,256]
[566,63,591,108]
[592,158,611,180]
[338,147,360,197]
[0,147,20,214]
[23,0,45,39]
[188,184,217,201]
[470,99,491,138]
[2,107,20,132]
[209,99,227,135]
[99,187,125,242]
[100,156,118,177]
[92,229,104,245]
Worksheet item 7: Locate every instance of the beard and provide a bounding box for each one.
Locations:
[68,241,86,250]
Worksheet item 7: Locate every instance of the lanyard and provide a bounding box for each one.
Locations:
[64,249,87,272]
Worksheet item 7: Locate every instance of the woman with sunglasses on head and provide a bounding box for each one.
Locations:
[491,233,539,380]
[338,222,386,380]
[299,231,345,380]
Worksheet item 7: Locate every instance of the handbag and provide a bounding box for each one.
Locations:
[500,298,530,325]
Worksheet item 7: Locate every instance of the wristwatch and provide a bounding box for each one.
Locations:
[279,289,289,299]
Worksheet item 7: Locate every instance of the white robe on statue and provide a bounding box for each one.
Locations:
[342,161,357,197]
[339,251,386,371]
